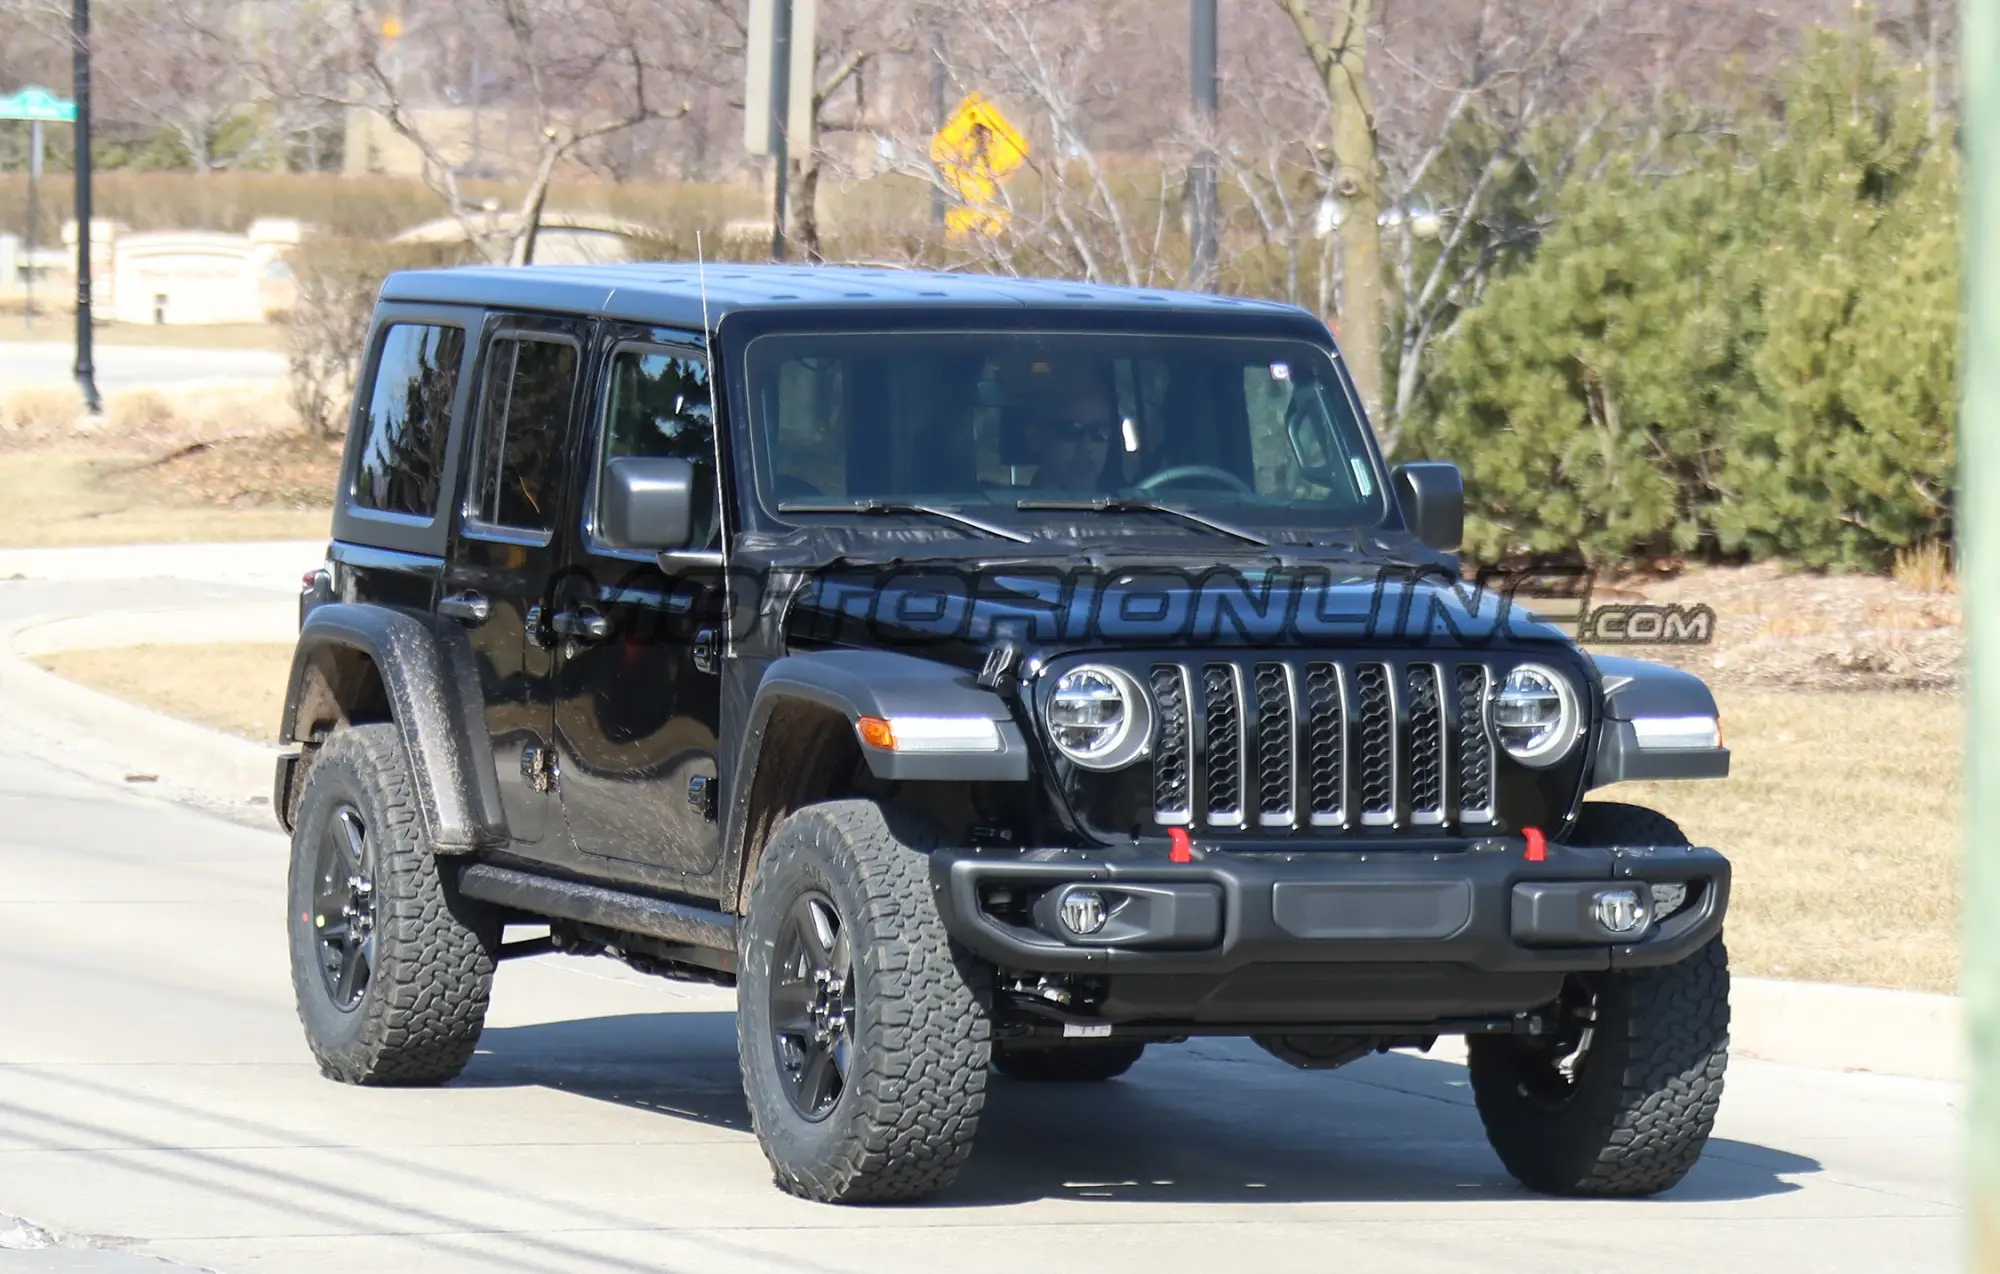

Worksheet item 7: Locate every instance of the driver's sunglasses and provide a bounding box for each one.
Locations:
[1050,420,1116,444]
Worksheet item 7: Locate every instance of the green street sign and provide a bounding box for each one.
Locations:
[0,87,77,123]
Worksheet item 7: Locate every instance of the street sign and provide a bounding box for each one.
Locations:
[930,93,1028,236]
[0,87,77,123]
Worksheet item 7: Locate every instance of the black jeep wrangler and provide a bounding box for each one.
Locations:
[277,263,1732,1204]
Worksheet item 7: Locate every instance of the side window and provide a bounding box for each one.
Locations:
[468,336,578,533]
[351,322,464,518]
[600,348,718,547]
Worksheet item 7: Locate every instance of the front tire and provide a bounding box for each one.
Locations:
[737,800,992,1203]
[1468,802,1729,1197]
[992,1039,1146,1082]
[286,724,497,1085]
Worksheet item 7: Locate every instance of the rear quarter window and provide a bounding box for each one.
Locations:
[351,322,465,518]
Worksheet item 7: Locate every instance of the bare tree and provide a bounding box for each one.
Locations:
[858,0,1190,287]
[92,0,270,172]
[1273,0,1384,418]
[270,0,697,263]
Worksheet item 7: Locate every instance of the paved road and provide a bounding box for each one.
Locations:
[0,341,286,392]
[0,579,1963,1274]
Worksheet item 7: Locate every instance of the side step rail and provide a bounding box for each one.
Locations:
[456,863,738,955]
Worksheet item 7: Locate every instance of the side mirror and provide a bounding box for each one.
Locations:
[601,455,695,551]
[1391,461,1463,553]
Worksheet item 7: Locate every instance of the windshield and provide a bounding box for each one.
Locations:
[743,330,1391,533]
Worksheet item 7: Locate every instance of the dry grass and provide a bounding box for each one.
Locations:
[33,643,296,742]
[0,380,334,545]
[0,451,329,546]
[1620,687,1960,993]
[1893,538,1958,594]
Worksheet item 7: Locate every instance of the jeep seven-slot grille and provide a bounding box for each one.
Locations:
[1150,666,1192,825]
[1456,665,1494,821]
[1146,658,1503,835]
[1201,664,1245,825]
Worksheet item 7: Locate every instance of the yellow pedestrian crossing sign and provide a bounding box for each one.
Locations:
[930,93,1028,237]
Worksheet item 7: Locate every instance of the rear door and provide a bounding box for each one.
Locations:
[550,330,728,893]
[440,314,590,861]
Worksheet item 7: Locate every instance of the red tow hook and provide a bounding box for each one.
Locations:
[1167,827,1195,864]
[1523,826,1547,863]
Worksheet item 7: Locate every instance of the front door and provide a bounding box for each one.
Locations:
[552,333,727,892]
[441,314,589,859]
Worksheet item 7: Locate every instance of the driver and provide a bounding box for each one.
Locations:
[1025,388,1116,492]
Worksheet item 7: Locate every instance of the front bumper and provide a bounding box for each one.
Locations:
[930,835,1728,979]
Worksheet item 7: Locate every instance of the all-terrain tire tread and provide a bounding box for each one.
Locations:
[741,800,991,1204]
[290,724,495,1086]
[1468,802,1729,1197]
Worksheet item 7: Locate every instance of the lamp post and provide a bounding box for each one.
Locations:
[72,0,101,414]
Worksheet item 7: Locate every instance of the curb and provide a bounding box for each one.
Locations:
[1729,975,1962,1082]
[0,603,293,828]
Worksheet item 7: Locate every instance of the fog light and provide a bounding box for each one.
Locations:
[1592,887,1649,935]
[1059,889,1108,936]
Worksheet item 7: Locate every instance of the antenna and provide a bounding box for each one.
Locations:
[693,229,733,657]
[695,230,715,366]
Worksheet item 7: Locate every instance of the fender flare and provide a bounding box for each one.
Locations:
[279,603,503,852]
[717,649,1030,907]
[1588,655,1730,786]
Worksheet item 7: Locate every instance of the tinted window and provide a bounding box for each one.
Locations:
[351,323,464,518]
[469,336,578,532]
[599,348,718,547]
[743,331,1387,531]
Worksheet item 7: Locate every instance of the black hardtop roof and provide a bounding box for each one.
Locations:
[378,262,1318,332]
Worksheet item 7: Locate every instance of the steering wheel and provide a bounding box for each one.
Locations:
[1137,464,1254,494]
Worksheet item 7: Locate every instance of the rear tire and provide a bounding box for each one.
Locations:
[992,1039,1146,1082]
[286,724,497,1085]
[1468,802,1729,1196]
[737,800,992,1203]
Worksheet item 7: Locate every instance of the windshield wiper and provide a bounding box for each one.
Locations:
[1015,497,1270,548]
[778,499,1031,544]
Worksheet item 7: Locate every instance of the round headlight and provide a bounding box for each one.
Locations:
[1046,665,1152,770]
[1489,663,1580,766]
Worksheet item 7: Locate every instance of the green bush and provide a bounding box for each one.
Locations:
[1412,32,1957,570]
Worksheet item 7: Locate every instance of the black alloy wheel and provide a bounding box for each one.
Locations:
[769,892,855,1121]
[311,805,377,1011]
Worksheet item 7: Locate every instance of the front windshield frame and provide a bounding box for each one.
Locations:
[718,307,1398,542]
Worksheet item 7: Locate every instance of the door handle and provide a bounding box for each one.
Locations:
[550,608,613,643]
[438,590,490,625]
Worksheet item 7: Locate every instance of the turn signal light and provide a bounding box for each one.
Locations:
[854,715,1003,753]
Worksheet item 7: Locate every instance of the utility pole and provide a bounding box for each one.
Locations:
[1190,0,1219,290]
[1964,0,1999,1263]
[72,0,101,414]
[769,0,793,261]
[931,18,947,228]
